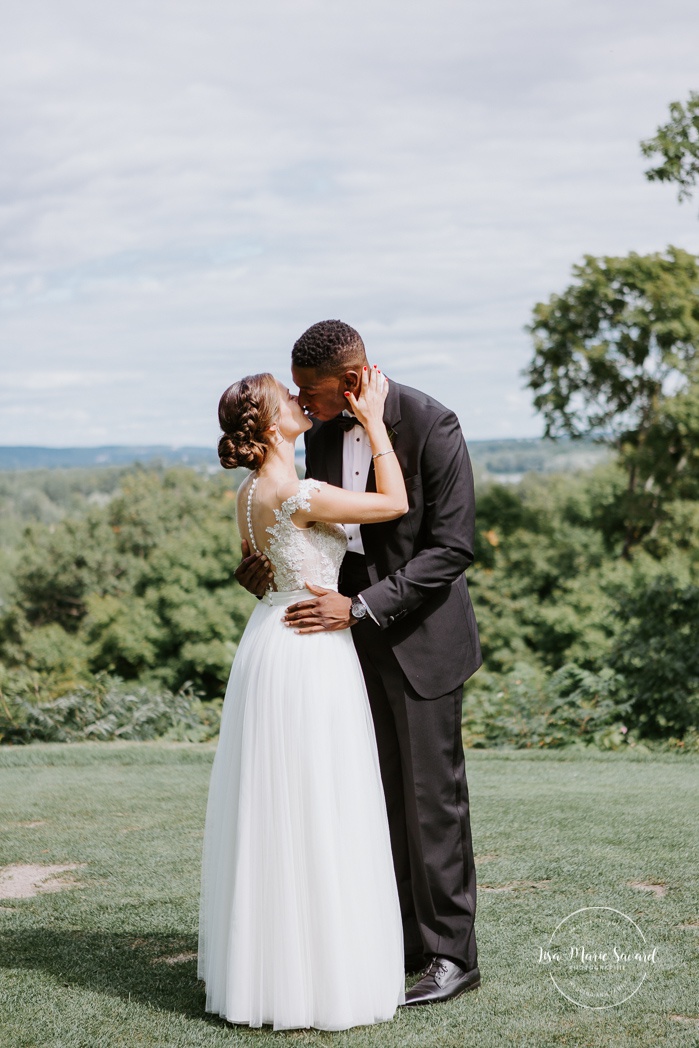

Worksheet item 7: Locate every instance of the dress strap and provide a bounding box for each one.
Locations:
[246,476,260,553]
[275,478,323,519]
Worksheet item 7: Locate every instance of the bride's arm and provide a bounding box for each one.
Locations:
[283,367,408,525]
[286,464,407,525]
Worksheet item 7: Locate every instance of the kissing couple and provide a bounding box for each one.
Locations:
[197,319,482,1031]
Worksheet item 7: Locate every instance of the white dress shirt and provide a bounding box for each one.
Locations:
[342,413,372,556]
[340,410,379,623]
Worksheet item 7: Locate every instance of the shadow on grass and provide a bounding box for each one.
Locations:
[0,928,234,1029]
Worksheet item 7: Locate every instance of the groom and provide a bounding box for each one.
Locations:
[236,320,482,1005]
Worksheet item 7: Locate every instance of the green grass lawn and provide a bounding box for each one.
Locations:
[0,742,697,1048]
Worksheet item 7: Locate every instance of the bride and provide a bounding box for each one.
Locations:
[197,365,407,1031]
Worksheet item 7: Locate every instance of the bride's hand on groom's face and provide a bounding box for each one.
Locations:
[345,365,388,429]
[284,583,353,633]
[235,540,274,597]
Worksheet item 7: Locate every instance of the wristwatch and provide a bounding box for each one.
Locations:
[350,596,367,622]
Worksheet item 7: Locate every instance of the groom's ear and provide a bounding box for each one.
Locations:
[342,370,361,394]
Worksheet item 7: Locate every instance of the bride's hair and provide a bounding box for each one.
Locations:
[218,373,279,470]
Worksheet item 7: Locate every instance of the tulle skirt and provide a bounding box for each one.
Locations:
[197,590,405,1031]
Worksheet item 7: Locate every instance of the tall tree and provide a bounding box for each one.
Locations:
[641,92,699,210]
[524,247,699,555]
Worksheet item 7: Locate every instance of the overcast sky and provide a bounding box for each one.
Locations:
[1,0,697,447]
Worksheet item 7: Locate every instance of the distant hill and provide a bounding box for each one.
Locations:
[0,446,219,471]
[466,437,610,481]
[0,437,610,478]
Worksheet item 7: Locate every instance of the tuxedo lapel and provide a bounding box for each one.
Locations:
[365,379,401,494]
[383,378,402,433]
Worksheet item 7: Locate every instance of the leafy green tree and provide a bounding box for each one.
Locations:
[470,468,623,674]
[524,247,699,555]
[13,512,123,630]
[641,92,699,209]
[608,574,699,738]
[0,468,256,698]
[621,382,699,549]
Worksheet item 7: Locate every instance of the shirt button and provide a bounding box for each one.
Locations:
[355,471,359,476]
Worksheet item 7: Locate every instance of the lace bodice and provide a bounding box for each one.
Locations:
[245,477,348,593]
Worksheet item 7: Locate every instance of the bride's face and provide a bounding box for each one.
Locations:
[274,380,312,441]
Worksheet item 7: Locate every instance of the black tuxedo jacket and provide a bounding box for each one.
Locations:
[304,379,482,699]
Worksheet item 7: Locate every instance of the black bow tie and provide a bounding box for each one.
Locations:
[335,413,364,432]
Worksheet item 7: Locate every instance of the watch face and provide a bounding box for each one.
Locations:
[352,599,367,619]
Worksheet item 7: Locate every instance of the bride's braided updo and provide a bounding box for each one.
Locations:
[217,373,279,470]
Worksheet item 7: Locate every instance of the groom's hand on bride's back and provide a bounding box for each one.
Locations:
[284,583,353,633]
[235,539,274,597]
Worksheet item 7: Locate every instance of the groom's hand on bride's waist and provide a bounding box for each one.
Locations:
[235,540,274,597]
[284,584,353,633]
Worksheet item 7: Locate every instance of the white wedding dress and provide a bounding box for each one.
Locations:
[197,478,405,1031]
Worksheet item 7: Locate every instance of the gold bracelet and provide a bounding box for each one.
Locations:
[372,449,395,460]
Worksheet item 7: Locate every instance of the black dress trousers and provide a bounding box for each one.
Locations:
[340,552,478,971]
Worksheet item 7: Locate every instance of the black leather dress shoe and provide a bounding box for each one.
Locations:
[402,956,481,1005]
[404,952,430,976]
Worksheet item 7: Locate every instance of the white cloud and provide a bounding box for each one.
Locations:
[1,0,698,446]
[0,370,144,391]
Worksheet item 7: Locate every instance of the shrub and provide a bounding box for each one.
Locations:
[462,661,633,749]
[0,672,221,745]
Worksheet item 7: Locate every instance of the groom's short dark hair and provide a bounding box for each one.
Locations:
[292,320,367,375]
